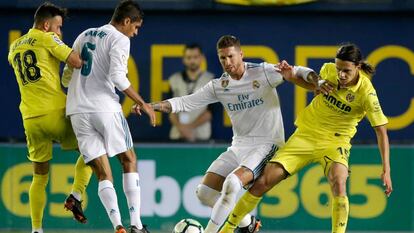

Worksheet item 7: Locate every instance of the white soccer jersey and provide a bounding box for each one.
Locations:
[66,24,131,115]
[169,62,287,145]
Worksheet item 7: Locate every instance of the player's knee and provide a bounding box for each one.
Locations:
[196,184,220,207]
[33,161,49,175]
[252,172,281,196]
[222,173,242,196]
[220,174,242,206]
[118,152,137,173]
[329,176,347,196]
[252,176,269,195]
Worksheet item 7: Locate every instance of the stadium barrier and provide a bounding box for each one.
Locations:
[0,144,412,231]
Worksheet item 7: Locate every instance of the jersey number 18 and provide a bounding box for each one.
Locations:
[13,50,41,85]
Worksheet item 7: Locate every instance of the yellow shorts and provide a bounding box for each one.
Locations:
[271,129,351,176]
[23,109,78,162]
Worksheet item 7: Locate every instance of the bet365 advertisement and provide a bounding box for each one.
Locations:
[0,145,412,231]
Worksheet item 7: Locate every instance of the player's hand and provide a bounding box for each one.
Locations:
[131,104,142,115]
[275,60,295,80]
[142,103,156,127]
[131,103,156,127]
[315,80,334,95]
[381,171,393,197]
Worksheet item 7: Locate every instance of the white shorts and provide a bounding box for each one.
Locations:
[206,140,278,181]
[70,112,133,163]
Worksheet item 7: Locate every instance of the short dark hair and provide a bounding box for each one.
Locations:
[111,0,144,24]
[216,35,241,50]
[184,43,203,53]
[34,2,67,25]
[336,43,375,76]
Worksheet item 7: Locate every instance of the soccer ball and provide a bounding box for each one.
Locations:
[173,218,204,233]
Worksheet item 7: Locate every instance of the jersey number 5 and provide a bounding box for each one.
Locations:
[81,42,96,76]
[13,50,41,85]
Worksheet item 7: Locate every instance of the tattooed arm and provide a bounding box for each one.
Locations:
[151,101,172,113]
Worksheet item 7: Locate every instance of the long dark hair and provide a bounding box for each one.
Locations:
[336,43,375,76]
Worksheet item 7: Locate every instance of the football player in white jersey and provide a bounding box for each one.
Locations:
[148,35,318,233]
[63,1,155,233]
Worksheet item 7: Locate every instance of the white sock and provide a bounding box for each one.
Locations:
[71,191,82,201]
[123,173,143,229]
[98,180,122,229]
[32,229,43,233]
[239,214,252,227]
[205,174,242,233]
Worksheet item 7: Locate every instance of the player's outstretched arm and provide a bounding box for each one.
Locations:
[124,86,156,127]
[276,60,315,90]
[66,51,83,69]
[278,60,334,95]
[374,125,393,197]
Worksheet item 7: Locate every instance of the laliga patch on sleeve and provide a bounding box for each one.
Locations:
[122,54,128,66]
[52,35,64,45]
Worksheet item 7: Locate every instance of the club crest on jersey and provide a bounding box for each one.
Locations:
[346,93,355,102]
[221,80,229,88]
[252,80,260,89]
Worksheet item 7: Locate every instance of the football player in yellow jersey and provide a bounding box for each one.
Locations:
[7,3,92,233]
[220,43,393,233]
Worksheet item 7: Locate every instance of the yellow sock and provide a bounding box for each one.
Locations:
[29,173,49,229]
[220,191,262,233]
[332,196,349,233]
[71,155,92,198]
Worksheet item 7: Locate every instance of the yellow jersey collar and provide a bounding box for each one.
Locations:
[28,28,58,37]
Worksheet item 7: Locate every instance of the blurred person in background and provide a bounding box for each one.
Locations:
[62,1,155,233]
[220,43,393,233]
[168,43,214,142]
[148,35,318,233]
[7,2,92,233]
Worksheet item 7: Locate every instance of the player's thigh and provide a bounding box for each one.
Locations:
[201,172,226,191]
[240,143,278,181]
[316,141,351,177]
[205,149,239,188]
[46,109,78,151]
[98,112,133,158]
[23,115,53,162]
[70,113,106,163]
[271,130,316,176]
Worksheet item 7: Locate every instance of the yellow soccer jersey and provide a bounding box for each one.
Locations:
[8,28,73,119]
[295,62,388,139]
